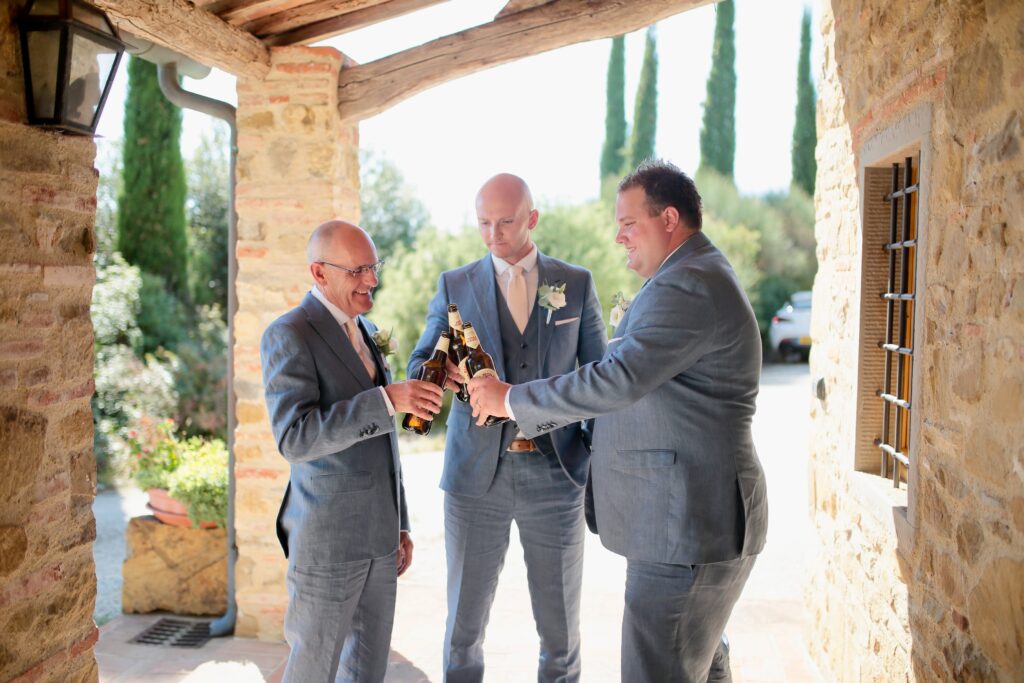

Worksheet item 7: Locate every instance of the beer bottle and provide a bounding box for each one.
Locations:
[447,304,471,403]
[402,332,450,436]
[462,323,510,427]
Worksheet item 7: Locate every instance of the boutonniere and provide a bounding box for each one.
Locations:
[371,328,398,366]
[609,291,633,328]
[537,281,567,324]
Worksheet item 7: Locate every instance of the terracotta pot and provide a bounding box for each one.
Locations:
[147,488,218,529]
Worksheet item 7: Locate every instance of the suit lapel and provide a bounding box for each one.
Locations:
[358,316,390,384]
[302,293,374,391]
[534,252,563,372]
[464,256,504,378]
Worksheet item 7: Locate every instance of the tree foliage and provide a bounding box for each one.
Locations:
[360,150,431,258]
[699,0,737,179]
[599,35,627,184]
[117,57,189,301]
[187,124,230,317]
[791,8,817,195]
[697,169,817,335]
[628,27,659,170]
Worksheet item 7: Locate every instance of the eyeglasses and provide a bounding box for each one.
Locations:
[317,259,386,277]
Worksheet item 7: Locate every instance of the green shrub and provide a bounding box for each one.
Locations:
[126,419,228,528]
[93,346,179,481]
[137,272,188,354]
[173,305,227,440]
[167,437,228,528]
[92,252,143,353]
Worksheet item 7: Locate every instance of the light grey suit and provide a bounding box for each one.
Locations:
[408,251,606,682]
[510,233,768,682]
[261,292,408,683]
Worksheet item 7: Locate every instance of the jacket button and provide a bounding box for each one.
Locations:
[520,362,528,369]
[521,343,527,349]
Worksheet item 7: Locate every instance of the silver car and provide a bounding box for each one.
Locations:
[768,291,812,361]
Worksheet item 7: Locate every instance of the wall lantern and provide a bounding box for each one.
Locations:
[18,0,125,135]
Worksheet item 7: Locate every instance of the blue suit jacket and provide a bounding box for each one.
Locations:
[510,233,768,565]
[408,251,607,497]
[261,293,408,567]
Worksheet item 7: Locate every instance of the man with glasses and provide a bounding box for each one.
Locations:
[261,220,444,682]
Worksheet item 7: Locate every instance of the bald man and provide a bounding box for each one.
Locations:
[261,221,444,683]
[407,175,607,682]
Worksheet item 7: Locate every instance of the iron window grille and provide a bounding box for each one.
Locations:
[875,156,919,488]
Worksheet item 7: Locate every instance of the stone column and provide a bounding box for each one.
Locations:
[0,2,100,681]
[233,46,360,640]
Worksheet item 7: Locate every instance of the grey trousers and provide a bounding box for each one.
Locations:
[621,555,757,683]
[443,451,586,683]
[282,550,398,683]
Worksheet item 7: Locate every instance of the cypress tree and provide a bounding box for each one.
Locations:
[117,57,188,301]
[628,27,658,170]
[791,8,817,195]
[699,0,737,179]
[599,35,627,183]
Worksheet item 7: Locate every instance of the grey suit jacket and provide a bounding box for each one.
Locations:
[408,251,607,497]
[510,233,768,565]
[261,292,409,567]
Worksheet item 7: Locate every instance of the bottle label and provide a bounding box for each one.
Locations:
[458,358,469,377]
[434,335,450,355]
[448,312,464,330]
[464,327,480,348]
[473,368,498,379]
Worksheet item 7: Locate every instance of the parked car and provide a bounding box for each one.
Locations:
[768,291,812,361]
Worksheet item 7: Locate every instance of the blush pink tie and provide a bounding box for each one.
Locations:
[507,264,529,333]
[344,319,377,381]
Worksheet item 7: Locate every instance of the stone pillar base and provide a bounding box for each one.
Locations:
[122,516,227,616]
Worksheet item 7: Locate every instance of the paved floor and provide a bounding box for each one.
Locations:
[93,486,149,625]
[96,363,822,682]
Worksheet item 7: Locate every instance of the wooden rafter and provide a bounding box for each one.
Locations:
[93,0,271,78]
[337,0,712,122]
[496,0,552,19]
[261,0,448,46]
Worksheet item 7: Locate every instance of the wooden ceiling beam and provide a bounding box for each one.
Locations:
[337,0,712,122]
[94,0,271,78]
[261,0,449,46]
[496,0,552,19]
[243,0,388,36]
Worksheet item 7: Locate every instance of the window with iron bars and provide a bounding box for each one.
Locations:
[855,155,920,488]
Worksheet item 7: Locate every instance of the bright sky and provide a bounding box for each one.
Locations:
[96,0,821,229]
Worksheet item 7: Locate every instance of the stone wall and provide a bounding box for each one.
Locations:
[809,1,1024,681]
[232,46,360,640]
[122,517,227,616]
[0,2,100,681]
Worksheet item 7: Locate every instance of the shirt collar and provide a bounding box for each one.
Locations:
[310,286,355,328]
[491,242,538,277]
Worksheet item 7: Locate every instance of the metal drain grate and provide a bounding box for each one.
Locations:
[130,618,212,648]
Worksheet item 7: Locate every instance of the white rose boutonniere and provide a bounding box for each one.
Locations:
[609,291,632,328]
[371,328,398,369]
[537,281,568,324]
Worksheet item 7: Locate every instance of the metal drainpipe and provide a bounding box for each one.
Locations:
[157,62,238,637]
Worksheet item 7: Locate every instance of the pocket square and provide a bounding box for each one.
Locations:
[554,316,580,326]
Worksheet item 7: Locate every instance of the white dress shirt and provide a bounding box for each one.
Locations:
[310,287,395,416]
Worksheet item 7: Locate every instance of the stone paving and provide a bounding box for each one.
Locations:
[96,363,823,682]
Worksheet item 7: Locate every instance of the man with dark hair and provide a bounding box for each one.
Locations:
[469,160,767,682]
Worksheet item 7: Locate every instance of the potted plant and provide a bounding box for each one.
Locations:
[127,418,228,529]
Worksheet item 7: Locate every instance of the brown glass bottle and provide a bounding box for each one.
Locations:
[462,323,509,427]
[447,304,471,403]
[402,332,449,436]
